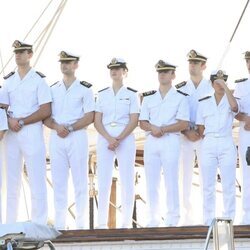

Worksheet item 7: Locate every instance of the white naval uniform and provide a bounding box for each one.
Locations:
[95,86,139,228]
[1,69,52,224]
[234,77,250,224]
[49,80,95,229]
[176,79,213,224]
[196,94,237,225]
[0,101,8,224]
[139,88,189,227]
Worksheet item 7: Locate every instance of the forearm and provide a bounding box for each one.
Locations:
[161,120,189,134]
[71,111,94,131]
[117,114,139,140]
[139,120,152,132]
[43,117,58,130]
[235,112,248,122]
[224,88,238,112]
[22,103,51,125]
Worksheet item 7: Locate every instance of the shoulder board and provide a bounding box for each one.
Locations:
[198,96,211,102]
[235,97,240,100]
[50,81,59,87]
[127,87,137,92]
[175,81,187,89]
[141,90,157,97]
[235,78,248,83]
[3,71,15,80]
[177,90,189,96]
[98,87,109,92]
[80,81,92,88]
[36,71,46,78]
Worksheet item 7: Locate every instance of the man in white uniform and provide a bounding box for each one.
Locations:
[44,51,95,229]
[234,51,250,224]
[1,40,52,224]
[196,70,238,225]
[177,50,213,225]
[0,92,8,223]
[140,60,189,227]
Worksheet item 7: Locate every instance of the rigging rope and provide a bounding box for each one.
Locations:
[217,0,249,69]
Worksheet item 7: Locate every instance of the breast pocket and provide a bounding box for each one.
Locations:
[116,98,131,114]
[22,85,38,107]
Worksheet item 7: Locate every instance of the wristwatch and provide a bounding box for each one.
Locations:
[67,125,74,132]
[18,119,25,127]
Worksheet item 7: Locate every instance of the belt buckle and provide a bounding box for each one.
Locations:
[110,122,117,127]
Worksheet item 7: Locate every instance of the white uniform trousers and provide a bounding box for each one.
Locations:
[4,123,48,224]
[97,125,135,228]
[144,133,181,227]
[238,129,250,224]
[200,136,236,225]
[49,129,89,229]
[179,137,202,224]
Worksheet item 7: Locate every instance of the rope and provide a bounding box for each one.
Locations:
[0,0,55,75]
[33,0,68,66]
[217,0,249,69]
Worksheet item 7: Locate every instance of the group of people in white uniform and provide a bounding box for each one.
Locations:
[0,40,250,230]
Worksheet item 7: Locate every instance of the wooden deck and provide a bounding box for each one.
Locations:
[54,225,250,243]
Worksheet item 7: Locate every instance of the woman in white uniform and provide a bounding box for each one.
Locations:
[196,70,238,225]
[94,58,139,229]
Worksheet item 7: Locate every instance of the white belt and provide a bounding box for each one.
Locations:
[205,133,231,138]
[106,122,126,127]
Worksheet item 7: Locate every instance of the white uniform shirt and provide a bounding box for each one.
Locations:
[95,86,139,126]
[176,79,214,127]
[139,87,189,131]
[50,80,95,125]
[0,69,52,118]
[196,95,236,136]
[233,77,250,131]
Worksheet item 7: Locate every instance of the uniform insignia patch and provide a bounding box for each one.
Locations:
[235,78,248,83]
[175,81,187,89]
[198,96,211,102]
[98,87,109,92]
[36,71,46,78]
[127,87,138,92]
[80,81,92,88]
[141,90,157,97]
[50,81,59,87]
[177,90,189,96]
[3,71,15,80]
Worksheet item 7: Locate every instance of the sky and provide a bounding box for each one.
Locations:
[0,0,249,93]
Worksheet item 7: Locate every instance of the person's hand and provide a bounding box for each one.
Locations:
[55,124,69,138]
[214,79,226,88]
[150,125,163,138]
[183,130,201,141]
[8,117,22,132]
[107,137,119,151]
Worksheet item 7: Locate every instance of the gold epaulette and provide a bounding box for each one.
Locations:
[80,81,92,88]
[235,78,248,83]
[177,90,189,96]
[50,81,59,87]
[198,96,211,102]
[175,81,187,89]
[141,90,157,97]
[36,71,46,78]
[98,87,109,92]
[127,87,138,92]
[3,71,15,80]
